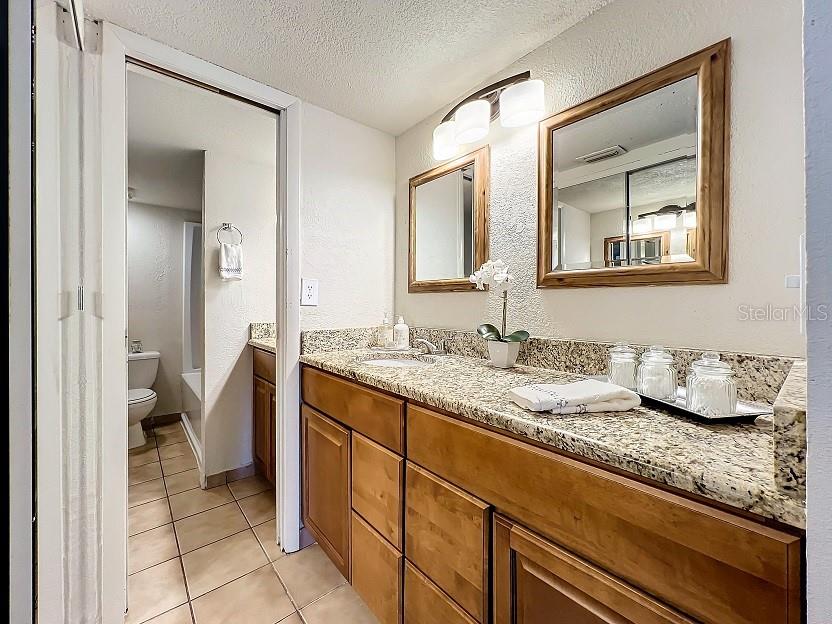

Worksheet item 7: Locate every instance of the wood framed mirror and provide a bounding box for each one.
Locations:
[409,146,490,292]
[537,40,729,288]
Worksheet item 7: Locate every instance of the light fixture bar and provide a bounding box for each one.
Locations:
[440,71,532,124]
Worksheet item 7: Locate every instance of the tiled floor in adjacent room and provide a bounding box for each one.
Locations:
[127,422,378,624]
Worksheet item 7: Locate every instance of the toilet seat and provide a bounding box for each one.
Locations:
[128,388,157,405]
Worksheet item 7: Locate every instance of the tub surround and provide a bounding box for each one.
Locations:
[774,360,807,500]
[299,348,805,528]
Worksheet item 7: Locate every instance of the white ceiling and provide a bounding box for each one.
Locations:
[128,66,277,210]
[87,0,610,135]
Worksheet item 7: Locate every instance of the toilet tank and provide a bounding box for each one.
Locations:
[128,351,161,389]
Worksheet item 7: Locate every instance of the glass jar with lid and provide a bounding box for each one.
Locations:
[607,342,637,390]
[685,351,738,416]
[636,345,678,400]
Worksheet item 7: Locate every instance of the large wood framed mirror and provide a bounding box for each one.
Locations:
[537,40,729,288]
[409,146,490,292]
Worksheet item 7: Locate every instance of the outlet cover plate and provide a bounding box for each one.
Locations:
[301,278,319,306]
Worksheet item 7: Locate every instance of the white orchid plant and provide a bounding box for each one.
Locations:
[469,259,530,344]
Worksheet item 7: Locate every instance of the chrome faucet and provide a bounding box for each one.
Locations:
[412,338,446,355]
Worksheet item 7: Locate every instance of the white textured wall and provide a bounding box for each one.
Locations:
[804,0,832,617]
[300,103,395,329]
[203,150,276,475]
[394,0,805,356]
[128,201,201,416]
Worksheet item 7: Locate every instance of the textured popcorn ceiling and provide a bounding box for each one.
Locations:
[85,0,610,135]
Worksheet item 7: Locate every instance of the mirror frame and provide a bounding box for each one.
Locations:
[537,39,730,288]
[408,146,490,292]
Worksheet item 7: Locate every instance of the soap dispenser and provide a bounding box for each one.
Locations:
[378,312,394,349]
[393,316,410,350]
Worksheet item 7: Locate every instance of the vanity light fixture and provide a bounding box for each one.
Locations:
[653,213,678,230]
[432,71,543,160]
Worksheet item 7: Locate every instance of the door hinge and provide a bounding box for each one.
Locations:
[77,285,84,311]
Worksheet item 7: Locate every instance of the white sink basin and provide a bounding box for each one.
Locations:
[357,354,434,368]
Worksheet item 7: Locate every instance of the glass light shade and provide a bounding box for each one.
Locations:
[654,213,677,230]
[499,79,545,127]
[683,210,697,228]
[454,99,490,143]
[632,216,653,235]
[432,121,459,160]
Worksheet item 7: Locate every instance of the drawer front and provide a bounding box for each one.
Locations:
[352,432,404,549]
[253,347,276,384]
[407,405,802,624]
[302,367,405,453]
[405,462,490,623]
[404,561,477,624]
[301,405,351,579]
[494,515,694,624]
[351,513,403,624]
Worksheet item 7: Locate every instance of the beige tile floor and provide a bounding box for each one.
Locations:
[126,422,378,624]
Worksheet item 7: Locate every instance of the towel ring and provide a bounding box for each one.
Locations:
[217,223,243,245]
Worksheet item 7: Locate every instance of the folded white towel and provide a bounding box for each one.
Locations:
[219,243,243,280]
[509,379,640,414]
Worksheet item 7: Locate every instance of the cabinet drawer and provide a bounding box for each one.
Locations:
[405,462,489,623]
[352,432,403,549]
[302,367,404,453]
[404,561,477,624]
[351,513,403,624]
[253,347,276,384]
[407,405,802,624]
[494,515,694,624]
[301,405,351,579]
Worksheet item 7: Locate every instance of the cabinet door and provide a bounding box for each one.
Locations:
[493,515,694,624]
[253,377,271,480]
[302,404,351,579]
[268,385,277,483]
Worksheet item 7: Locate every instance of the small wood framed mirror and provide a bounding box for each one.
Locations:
[409,146,490,292]
[537,40,729,288]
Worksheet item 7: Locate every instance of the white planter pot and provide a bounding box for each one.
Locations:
[487,340,520,368]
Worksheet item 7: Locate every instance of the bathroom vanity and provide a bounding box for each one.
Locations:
[252,346,277,484]
[297,350,803,624]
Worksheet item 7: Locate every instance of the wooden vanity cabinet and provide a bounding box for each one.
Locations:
[252,348,277,484]
[299,366,804,624]
[301,404,351,579]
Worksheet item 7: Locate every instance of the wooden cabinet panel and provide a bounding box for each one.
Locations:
[268,386,276,483]
[253,377,273,483]
[253,347,276,384]
[351,512,403,624]
[404,561,477,624]
[407,405,802,624]
[405,462,489,623]
[352,432,403,549]
[302,405,351,579]
[302,367,405,453]
[493,515,694,624]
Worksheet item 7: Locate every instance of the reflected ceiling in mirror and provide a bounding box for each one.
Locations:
[552,76,698,272]
[537,40,729,288]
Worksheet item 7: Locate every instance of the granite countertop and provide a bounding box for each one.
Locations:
[773,360,807,499]
[299,348,805,528]
[249,337,276,353]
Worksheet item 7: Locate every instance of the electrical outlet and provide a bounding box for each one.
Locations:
[301,278,319,306]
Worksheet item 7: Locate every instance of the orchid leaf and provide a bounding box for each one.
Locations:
[502,330,530,343]
[477,323,502,341]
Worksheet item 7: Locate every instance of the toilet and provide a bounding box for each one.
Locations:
[127,351,160,449]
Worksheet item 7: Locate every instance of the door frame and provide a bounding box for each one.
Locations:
[100,23,302,622]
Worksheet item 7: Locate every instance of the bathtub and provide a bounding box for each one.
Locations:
[180,369,203,464]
